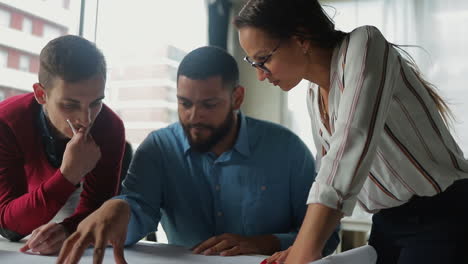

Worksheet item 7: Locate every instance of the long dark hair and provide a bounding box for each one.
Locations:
[394,45,454,124]
[234,0,453,124]
[233,0,346,48]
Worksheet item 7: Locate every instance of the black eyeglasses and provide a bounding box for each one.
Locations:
[243,41,281,75]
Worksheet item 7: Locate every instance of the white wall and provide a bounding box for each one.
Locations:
[228,2,286,125]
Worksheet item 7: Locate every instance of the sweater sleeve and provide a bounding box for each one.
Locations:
[0,121,77,240]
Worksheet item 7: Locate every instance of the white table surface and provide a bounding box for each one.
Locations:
[0,237,377,264]
[0,237,266,264]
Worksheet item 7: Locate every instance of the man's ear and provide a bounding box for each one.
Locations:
[32,83,47,105]
[232,85,245,111]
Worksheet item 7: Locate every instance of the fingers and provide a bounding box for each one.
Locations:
[220,245,242,256]
[69,127,97,146]
[113,242,127,264]
[276,250,289,263]
[19,228,37,252]
[72,127,86,141]
[92,229,107,264]
[31,229,66,254]
[20,226,40,252]
[266,249,288,264]
[56,232,91,264]
[66,119,77,135]
[57,232,80,263]
[192,236,219,254]
[66,235,92,264]
[19,243,31,253]
[30,224,64,251]
[266,251,281,264]
[193,234,252,256]
[20,223,59,253]
[203,239,233,255]
[34,239,63,255]
[190,241,202,251]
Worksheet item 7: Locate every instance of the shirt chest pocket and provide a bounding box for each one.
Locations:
[240,173,290,235]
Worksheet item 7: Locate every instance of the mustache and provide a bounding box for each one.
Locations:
[187,123,214,130]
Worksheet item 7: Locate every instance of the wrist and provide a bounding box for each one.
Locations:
[105,199,131,218]
[251,234,280,255]
[60,166,81,185]
[58,223,72,238]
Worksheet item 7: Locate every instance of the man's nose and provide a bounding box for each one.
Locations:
[77,109,91,128]
[188,105,204,123]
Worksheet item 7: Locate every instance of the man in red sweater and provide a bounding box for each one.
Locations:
[0,35,125,254]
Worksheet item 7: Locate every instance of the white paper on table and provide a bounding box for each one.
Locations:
[309,245,377,264]
[0,242,266,264]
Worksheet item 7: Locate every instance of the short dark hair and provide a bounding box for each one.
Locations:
[38,35,106,89]
[233,0,346,49]
[177,46,239,91]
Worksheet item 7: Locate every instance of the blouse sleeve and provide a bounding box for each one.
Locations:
[306,26,399,216]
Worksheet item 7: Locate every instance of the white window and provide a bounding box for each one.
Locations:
[0,1,79,104]
[23,17,33,34]
[319,0,468,156]
[43,24,62,41]
[0,8,11,28]
[62,0,70,9]
[19,54,30,72]
[0,49,7,68]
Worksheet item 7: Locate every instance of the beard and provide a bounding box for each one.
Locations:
[181,109,235,153]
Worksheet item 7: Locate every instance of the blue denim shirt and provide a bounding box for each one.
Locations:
[117,113,339,254]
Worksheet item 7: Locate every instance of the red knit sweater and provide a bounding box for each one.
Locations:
[0,93,125,238]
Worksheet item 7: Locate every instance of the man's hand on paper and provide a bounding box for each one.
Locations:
[192,233,280,256]
[56,199,131,264]
[20,222,68,255]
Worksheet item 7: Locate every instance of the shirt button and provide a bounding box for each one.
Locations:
[261,185,267,191]
[217,211,223,217]
[215,185,220,191]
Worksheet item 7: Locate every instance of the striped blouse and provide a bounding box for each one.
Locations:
[306,25,468,216]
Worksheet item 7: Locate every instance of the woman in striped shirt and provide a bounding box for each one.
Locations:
[234,0,468,263]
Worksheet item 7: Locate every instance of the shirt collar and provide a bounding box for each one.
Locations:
[38,107,53,139]
[182,128,191,154]
[37,107,69,168]
[232,111,250,157]
[182,111,251,157]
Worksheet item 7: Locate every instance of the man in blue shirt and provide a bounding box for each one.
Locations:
[57,46,339,264]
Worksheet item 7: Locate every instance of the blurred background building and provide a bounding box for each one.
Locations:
[0,0,76,100]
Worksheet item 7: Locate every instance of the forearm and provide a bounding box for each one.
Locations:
[291,203,343,260]
[0,170,76,236]
[115,195,160,246]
